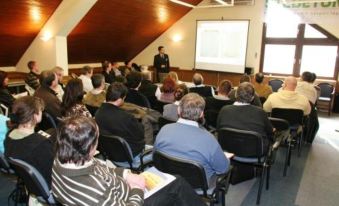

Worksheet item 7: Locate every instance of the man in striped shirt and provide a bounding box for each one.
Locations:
[52,116,206,206]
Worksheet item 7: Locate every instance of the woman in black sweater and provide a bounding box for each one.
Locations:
[4,96,55,185]
[0,71,15,109]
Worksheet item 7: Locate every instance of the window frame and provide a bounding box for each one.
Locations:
[259,23,339,80]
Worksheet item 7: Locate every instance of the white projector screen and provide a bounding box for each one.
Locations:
[195,20,249,73]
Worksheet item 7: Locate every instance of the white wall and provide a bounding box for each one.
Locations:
[133,1,265,72]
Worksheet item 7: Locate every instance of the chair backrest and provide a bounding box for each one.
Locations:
[36,112,57,131]
[269,117,289,131]
[317,83,334,98]
[8,157,56,204]
[269,79,284,92]
[204,109,219,128]
[152,100,169,113]
[0,104,8,116]
[259,96,267,105]
[218,127,264,159]
[271,108,303,126]
[98,134,134,166]
[158,116,175,129]
[85,104,99,116]
[153,150,209,194]
[0,152,13,174]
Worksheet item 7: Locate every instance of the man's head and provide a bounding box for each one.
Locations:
[112,62,119,69]
[27,61,39,73]
[301,71,313,83]
[56,116,99,165]
[235,82,255,103]
[82,66,93,77]
[158,46,165,54]
[310,73,317,83]
[52,66,64,82]
[255,73,265,84]
[218,80,233,96]
[192,73,203,85]
[283,76,297,91]
[102,60,112,72]
[178,93,205,122]
[91,74,105,89]
[40,70,58,89]
[106,82,128,106]
[240,74,251,83]
[126,71,142,89]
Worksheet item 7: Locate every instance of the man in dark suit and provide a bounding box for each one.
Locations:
[153,46,170,83]
[95,82,145,157]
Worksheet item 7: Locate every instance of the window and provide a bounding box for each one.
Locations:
[260,23,338,79]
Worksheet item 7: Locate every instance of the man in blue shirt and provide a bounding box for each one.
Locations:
[154,93,230,185]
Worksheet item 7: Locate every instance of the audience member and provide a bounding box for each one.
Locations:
[95,83,147,158]
[253,73,273,99]
[132,63,141,72]
[52,116,206,206]
[0,113,9,153]
[4,96,55,185]
[139,70,158,105]
[0,71,15,109]
[167,71,182,84]
[263,76,311,116]
[205,80,234,110]
[217,82,274,151]
[61,79,91,118]
[24,60,40,90]
[228,74,262,107]
[296,71,318,105]
[34,70,62,118]
[83,74,106,107]
[78,65,94,93]
[101,60,115,84]
[155,93,230,183]
[156,76,176,103]
[119,60,132,76]
[111,62,122,76]
[189,73,214,97]
[52,66,65,101]
[163,84,188,121]
[125,71,150,108]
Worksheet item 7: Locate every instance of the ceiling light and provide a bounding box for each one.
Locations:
[40,31,52,42]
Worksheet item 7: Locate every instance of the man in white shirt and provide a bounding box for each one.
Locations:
[78,66,94,93]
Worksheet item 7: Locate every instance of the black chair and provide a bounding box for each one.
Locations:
[152,99,169,113]
[158,116,175,130]
[36,112,58,131]
[317,83,335,116]
[85,104,99,116]
[204,110,219,132]
[8,158,59,205]
[153,150,231,206]
[259,97,267,105]
[218,127,272,205]
[269,117,290,176]
[268,79,283,92]
[98,134,152,172]
[0,152,14,174]
[189,86,214,97]
[271,108,304,157]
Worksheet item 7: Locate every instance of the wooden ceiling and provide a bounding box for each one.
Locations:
[67,0,203,64]
[0,0,62,66]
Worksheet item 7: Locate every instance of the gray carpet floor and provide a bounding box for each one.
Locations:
[0,112,338,206]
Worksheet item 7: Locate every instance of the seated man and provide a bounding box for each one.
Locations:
[139,71,158,106]
[52,116,206,206]
[253,73,273,99]
[34,70,62,118]
[78,65,94,93]
[101,60,115,84]
[264,76,311,116]
[189,73,214,97]
[83,73,106,108]
[95,83,150,159]
[228,74,262,107]
[125,71,151,108]
[24,60,40,90]
[217,82,274,151]
[155,93,230,184]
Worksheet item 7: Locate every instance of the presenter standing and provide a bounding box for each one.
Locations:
[154,46,170,83]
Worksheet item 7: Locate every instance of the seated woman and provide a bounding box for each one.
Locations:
[0,71,15,109]
[163,84,188,121]
[61,79,91,118]
[167,71,183,85]
[52,116,206,206]
[156,77,176,103]
[4,96,55,185]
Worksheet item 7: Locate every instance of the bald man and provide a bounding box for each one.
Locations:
[263,76,311,115]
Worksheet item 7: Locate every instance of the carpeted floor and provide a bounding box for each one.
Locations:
[0,113,338,206]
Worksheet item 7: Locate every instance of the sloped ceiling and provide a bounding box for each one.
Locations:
[0,0,62,67]
[67,0,203,64]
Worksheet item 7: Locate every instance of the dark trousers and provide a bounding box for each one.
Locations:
[145,176,207,206]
